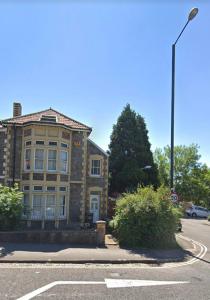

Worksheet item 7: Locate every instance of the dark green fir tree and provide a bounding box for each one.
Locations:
[109,104,159,194]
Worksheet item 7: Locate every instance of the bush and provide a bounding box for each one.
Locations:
[0,184,23,230]
[110,186,182,248]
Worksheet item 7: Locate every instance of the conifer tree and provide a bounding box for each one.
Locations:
[109,104,159,194]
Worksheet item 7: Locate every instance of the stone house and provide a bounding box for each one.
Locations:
[0,103,108,229]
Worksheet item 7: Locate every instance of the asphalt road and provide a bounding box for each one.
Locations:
[0,218,209,300]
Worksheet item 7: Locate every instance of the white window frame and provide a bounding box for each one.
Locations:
[24,148,31,171]
[60,150,68,173]
[34,148,45,171]
[61,143,68,148]
[45,194,56,219]
[48,141,58,147]
[32,194,43,220]
[47,149,57,171]
[91,159,101,176]
[25,141,32,147]
[59,194,66,218]
[22,193,30,218]
[35,140,45,145]
[46,186,56,192]
[33,186,43,192]
[60,186,67,192]
[23,185,30,191]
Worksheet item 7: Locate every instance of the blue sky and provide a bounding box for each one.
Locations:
[0,1,209,165]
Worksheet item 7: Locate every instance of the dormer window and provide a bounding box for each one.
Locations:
[40,115,57,123]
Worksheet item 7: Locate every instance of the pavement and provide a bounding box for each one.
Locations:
[0,233,197,264]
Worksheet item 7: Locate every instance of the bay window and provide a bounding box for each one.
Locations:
[59,195,66,218]
[24,149,31,170]
[35,149,44,170]
[22,194,30,217]
[32,195,43,219]
[46,195,56,219]
[60,150,68,173]
[48,150,57,171]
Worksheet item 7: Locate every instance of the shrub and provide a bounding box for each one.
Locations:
[0,184,23,230]
[110,186,182,248]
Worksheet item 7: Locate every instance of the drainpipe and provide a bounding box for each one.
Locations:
[12,123,17,187]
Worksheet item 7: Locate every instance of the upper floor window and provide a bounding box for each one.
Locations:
[60,151,68,173]
[91,160,101,176]
[35,149,44,170]
[24,149,31,170]
[48,150,57,171]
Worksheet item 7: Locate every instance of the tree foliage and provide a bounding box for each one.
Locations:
[0,184,23,230]
[109,104,159,194]
[110,186,181,248]
[154,144,210,208]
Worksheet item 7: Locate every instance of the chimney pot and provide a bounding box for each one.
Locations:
[13,102,22,117]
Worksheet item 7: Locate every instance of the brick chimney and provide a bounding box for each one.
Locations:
[13,102,22,117]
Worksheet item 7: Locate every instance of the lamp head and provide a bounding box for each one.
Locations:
[188,8,198,21]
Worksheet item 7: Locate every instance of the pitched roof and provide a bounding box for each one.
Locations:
[1,108,92,131]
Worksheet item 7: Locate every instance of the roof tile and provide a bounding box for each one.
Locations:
[2,108,91,131]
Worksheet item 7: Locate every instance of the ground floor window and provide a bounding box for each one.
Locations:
[26,194,67,220]
[59,195,66,218]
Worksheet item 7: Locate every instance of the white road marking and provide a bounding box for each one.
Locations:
[16,279,189,300]
[0,235,207,270]
[16,281,104,300]
[105,278,189,288]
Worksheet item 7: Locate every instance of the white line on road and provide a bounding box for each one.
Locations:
[0,235,207,270]
[16,279,189,300]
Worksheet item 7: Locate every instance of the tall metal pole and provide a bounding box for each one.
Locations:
[170,8,198,192]
[170,44,175,191]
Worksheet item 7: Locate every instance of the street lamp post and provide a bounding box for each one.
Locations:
[170,8,198,191]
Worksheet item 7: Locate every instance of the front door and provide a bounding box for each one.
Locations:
[90,195,100,223]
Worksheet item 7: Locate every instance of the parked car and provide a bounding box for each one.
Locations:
[186,205,210,218]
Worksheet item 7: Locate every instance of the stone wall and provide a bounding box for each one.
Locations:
[0,230,97,244]
[86,140,109,219]
[71,132,84,181]
[8,126,22,180]
[0,130,6,177]
[69,183,82,223]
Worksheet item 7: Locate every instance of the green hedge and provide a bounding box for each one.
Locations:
[0,184,23,230]
[110,186,182,248]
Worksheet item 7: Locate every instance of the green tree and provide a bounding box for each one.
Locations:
[0,184,23,230]
[109,104,159,194]
[110,186,182,248]
[154,144,210,208]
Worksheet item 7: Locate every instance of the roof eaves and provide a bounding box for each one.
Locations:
[88,139,109,157]
[49,108,92,131]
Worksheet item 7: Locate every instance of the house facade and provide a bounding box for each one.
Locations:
[0,103,108,229]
